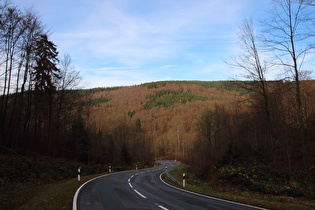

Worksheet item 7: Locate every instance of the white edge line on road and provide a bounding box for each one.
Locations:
[159,173,267,210]
[72,173,109,210]
[134,189,147,198]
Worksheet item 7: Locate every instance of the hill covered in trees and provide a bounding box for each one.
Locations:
[84,81,243,164]
[81,80,315,197]
[1,79,315,199]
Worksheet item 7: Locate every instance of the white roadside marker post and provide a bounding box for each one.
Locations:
[109,165,111,173]
[78,166,81,181]
[183,173,186,188]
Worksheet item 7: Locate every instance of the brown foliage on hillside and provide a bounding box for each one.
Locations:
[85,80,315,188]
[85,81,244,166]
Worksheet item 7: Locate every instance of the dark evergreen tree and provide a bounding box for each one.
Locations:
[32,34,60,149]
[121,144,131,165]
[33,34,60,95]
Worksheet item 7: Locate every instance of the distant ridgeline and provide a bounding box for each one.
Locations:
[142,89,207,110]
[80,80,311,94]
[82,81,244,93]
[144,80,298,93]
[145,80,244,92]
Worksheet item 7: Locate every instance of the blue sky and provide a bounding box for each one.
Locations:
[11,0,289,88]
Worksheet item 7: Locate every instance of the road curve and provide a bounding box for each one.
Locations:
[73,161,266,210]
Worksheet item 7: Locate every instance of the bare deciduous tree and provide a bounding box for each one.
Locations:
[262,0,314,168]
[0,4,24,139]
[55,54,81,144]
[227,18,276,151]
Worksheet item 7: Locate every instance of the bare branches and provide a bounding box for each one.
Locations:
[263,0,314,169]
[58,54,81,90]
[300,0,315,7]
[227,18,276,150]
[227,19,270,85]
[263,0,314,73]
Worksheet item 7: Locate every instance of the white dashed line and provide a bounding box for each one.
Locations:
[128,177,133,188]
[128,173,147,199]
[134,189,146,198]
[129,182,133,188]
[158,205,169,210]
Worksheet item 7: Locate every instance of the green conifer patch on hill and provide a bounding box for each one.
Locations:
[142,89,207,110]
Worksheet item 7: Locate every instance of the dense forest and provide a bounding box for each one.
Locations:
[0,1,82,159]
[0,0,314,199]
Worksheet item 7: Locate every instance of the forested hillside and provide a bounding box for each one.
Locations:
[82,79,315,197]
[84,81,243,165]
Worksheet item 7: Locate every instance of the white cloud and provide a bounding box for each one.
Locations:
[54,0,247,66]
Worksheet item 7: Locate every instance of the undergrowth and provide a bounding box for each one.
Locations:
[0,155,102,188]
[217,162,314,198]
[166,163,315,210]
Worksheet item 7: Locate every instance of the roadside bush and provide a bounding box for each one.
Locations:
[217,162,313,197]
[0,155,105,188]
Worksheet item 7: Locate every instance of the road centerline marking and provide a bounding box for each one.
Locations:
[134,189,147,198]
[158,205,169,210]
[129,182,133,188]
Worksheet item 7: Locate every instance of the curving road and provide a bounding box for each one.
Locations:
[73,161,266,210]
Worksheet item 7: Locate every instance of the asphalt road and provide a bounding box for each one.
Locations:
[73,161,266,210]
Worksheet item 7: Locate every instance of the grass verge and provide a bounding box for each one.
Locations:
[0,152,155,210]
[162,163,315,210]
[0,173,107,210]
